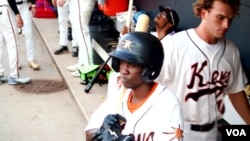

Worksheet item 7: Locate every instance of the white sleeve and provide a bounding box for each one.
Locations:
[225,40,246,94]
[154,89,184,140]
[107,71,121,99]
[84,100,109,131]
[155,36,177,86]
[85,84,124,131]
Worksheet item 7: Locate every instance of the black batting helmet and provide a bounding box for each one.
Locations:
[109,32,164,83]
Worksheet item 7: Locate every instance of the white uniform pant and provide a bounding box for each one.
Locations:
[70,0,95,66]
[0,6,19,78]
[17,2,35,61]
[57,0,78,47]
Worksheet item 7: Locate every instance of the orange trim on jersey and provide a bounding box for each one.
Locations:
[128,83,158,113]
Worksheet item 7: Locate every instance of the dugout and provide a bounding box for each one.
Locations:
[95,0,250,125]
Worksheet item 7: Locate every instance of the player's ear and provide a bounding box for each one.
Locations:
[200,8,208,19]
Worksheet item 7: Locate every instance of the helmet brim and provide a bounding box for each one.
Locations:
[109,50,149,66]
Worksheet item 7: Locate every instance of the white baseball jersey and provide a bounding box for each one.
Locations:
[151,31,172,43]
[155,29,246,140]
[85,84,184,141]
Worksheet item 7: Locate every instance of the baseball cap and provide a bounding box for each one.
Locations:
[159,5,179,28]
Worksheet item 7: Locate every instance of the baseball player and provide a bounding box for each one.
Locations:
[121,5,179,41]
[52,0,79,57]
[66,0,95,77]
[0,0,31,84]
[155,0,250,141]
[151,5,179,42]
[85,32,184,141]
[16,0,39,70]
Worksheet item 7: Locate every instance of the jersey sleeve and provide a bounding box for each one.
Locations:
[7,0,20,15]
[85,86,127,131]
[153,88,184,140]
[161,104,184,141]
[85,100,110,131]
[225,40,247,94]
[154,35,177,86]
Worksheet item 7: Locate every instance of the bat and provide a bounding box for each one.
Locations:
[135,14,150,32]
[84,57,111,93]
[126,0,134,32]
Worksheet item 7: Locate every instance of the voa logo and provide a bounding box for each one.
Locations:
[226,129,246,136]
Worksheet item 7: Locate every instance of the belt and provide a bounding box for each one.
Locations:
[0,5,9,7]
[16,1,26,5]
[191,121,215,132]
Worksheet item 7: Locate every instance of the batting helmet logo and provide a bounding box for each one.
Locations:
[119,39,135,52]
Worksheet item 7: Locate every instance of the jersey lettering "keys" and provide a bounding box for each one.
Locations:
[186,60,230,114]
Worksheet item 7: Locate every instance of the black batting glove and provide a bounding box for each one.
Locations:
[118,134,134,141]
[92,114,128,141]
[100,114,126,133]
[93,128,134,141]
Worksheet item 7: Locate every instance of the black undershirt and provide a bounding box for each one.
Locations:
[8,0,19,15]
[8,0,36,15]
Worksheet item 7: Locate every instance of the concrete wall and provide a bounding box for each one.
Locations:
[134,0,250,82]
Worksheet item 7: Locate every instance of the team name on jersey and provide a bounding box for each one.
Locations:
[129,126,183,141]
[130,132,154,141]
[185,61,230,104]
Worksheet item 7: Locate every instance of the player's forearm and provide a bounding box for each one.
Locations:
[228,91,250,124]
[7,0,19,15]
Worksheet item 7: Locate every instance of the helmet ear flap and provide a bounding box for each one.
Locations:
[111,57,120,72]
[141,65,158,83]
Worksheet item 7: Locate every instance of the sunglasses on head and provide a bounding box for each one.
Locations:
[160,7,175,26]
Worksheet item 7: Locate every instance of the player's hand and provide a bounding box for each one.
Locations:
[93,128,119,141]
[51,0,57,7]
[118,134,134,141]
[117,75,123,89]
[16,14,23,28]
[30,5,36,16]
[93,128,134,141]
[92,114,129,141]
[120,26,129,36]
[100,114,126,133]
[58,0,66,7]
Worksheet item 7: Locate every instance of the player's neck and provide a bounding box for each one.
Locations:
[130,82,155,103]
[156,28,169,40]
[195,25,219,44]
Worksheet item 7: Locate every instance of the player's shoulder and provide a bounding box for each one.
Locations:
[224,38,237,49]
[171,28,192,38]
[161,29,194,54]
[219,38,240,56]
[155,84,180,104]
[162,28,193,46]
